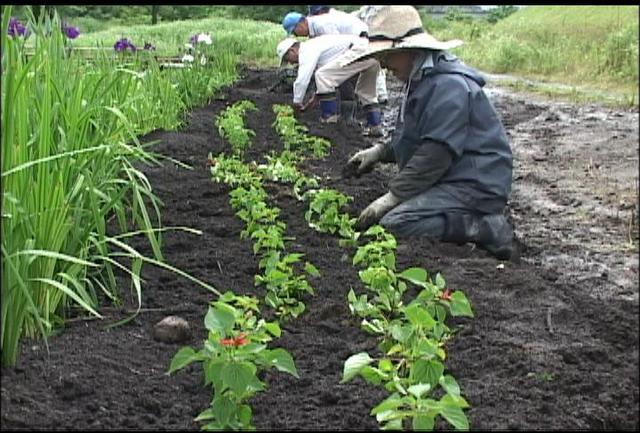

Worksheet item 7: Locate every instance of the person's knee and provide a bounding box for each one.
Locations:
[380,213,446,238]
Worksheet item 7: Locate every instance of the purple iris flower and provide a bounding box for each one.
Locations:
[8,17,27,37]
[62,23,80,39]
[114,38,137,52]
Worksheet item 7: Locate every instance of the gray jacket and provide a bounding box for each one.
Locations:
[387,51,513,214]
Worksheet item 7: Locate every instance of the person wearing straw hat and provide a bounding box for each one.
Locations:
[282,10,383,136]
[343,6,516,260]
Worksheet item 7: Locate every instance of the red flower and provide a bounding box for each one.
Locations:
[440,288,452,301]
[220,332,249,347]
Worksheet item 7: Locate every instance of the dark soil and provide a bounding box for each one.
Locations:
[2,67,638,431]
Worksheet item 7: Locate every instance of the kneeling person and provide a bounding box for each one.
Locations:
[344,6,516,260]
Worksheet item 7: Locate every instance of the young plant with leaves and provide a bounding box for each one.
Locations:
[304,189,356,236]
[344,250,474,430]
[215,100,258,157]
[168,292,298,430]
[272,104,331,158]
[255,251,320,319]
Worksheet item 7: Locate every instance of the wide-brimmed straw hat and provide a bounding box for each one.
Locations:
[347,6,464,64]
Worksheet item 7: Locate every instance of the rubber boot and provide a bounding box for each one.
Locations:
[340,100,357,126]
[443,213,514,260]
[363,105,383,137]
[318,93,339,124]
[476,214,515,261]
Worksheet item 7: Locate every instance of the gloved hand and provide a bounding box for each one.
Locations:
[356,191,401,231]
[342,143,385,178]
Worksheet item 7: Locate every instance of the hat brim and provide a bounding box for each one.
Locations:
[347,33,464,65]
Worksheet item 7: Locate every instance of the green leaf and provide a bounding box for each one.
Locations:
[194,407,216,422]
[359,366,385,385]
[237,343,267,354]
[435,273,446,289]
[415,338,441,359]
[371,393,404,415]
[398,267,428,285]
[390,323,412,343]
[219,291,236,303]
[304,261,320,277]
[222,361,256,395]
[247,374,266,393]
[438,394,470,430]
[205,305,236,333]
[449,292,474,317]
[204,358,226,391]
[212,395,236,426]
[168,347,201,374]
[381,418,403,430]
[413,414,435,430]
[383,252,396,270]
[238,404,252,426]
[378,358,393,372]
[411,359,444,388]
[439,374,461,398]
[264,321,281,337]
[408,383,432,399]
[263,348,299,378]
[341,352,374,383]
[361,319,385,335]
[404,303,436,330]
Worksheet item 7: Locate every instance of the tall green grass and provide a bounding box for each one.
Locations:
[425,6,639,103]
[1,7,230,367]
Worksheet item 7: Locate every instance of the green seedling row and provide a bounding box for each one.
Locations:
[269,103,475,431]
[170,99,314,430]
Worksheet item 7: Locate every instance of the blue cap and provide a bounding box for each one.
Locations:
[282,12,304,34]
[308,5,329,15]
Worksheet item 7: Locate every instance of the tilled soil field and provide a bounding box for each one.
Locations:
[2,67,638,431]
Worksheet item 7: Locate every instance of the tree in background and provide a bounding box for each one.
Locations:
[487,6,518,24]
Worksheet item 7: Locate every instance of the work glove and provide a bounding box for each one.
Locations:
[356,191,401,231]
[342,143,386,178]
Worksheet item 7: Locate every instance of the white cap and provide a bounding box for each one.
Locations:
[276,38,298,66]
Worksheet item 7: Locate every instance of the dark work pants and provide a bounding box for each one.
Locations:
[380,185,512,257]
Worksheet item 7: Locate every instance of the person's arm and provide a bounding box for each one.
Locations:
[292,45,319,105]
[389,139,453,200]
[354,140,452,230]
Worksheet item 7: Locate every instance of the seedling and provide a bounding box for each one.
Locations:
[168,293,298,430]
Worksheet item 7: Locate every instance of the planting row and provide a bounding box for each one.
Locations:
[266,104,475,430]
[172,99,474,430]
[169,100,325,429]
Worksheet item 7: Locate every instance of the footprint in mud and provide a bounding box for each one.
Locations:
[209,224,239,238]
[197,208,223,218]
[313,302,348,321]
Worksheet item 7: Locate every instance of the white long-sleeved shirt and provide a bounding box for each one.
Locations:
[307,8,368,37]
[293,34,361,104]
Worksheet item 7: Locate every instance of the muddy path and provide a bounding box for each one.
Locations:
[1,67,638,431]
